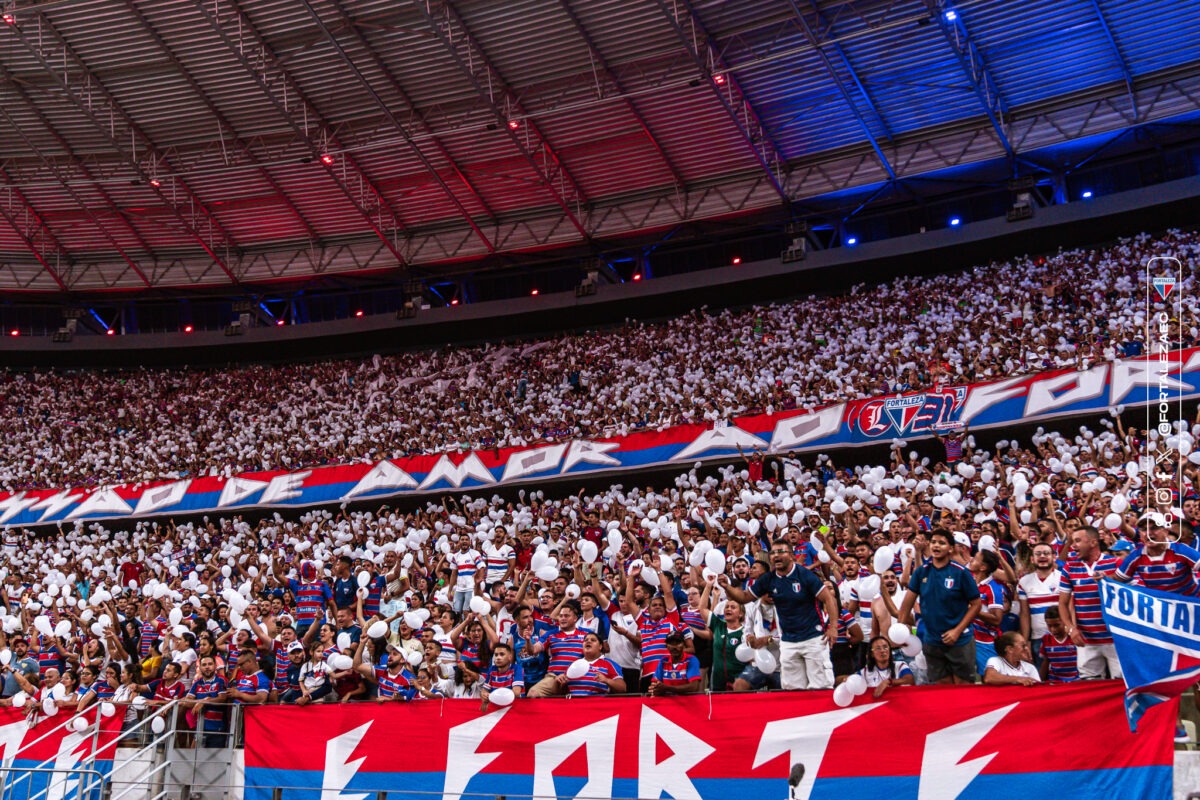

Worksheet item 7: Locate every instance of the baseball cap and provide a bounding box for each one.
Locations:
[1108,539,1134,552]
[952,531,971,548]
[286,641,304,654]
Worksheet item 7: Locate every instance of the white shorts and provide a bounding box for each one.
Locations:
[1077,643,1122,680]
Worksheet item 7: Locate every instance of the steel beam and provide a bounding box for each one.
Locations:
[295,0,497,253]
[786,0,896,181]
[0,10,243,284]
[923,0,1016,161]
[188,0,411,268]
[0,176,70,290]
[410,0,592,239]
[649,0,792,203]
[555,0,688,191]
[1087,0,1139,122]
[121,0,324,248]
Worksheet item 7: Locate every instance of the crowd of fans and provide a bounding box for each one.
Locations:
[0,228,1196,492]
[0,406,1195,744]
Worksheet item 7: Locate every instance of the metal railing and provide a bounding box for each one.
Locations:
[0,766,106,800]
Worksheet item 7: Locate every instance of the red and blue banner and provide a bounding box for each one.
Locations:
[0,706,125,800]
[2,347,1198,526]
[243,682,1174,800]
[1102,581,1200,731]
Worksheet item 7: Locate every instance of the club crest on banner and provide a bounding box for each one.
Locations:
[854,387,968,437]
[1151,276,1176,302]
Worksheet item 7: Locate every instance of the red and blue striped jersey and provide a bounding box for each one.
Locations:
[363,574,387,618]
[971,579,1005,644]
[269,641,290,689]
[637,611,688,677]
[33,638,61,677]
[544,628,587,675]
[653,655,701,686]
[1017,570,1062,640]
[1058,555,1120,645]
[943,437,964,461]
[152,679,188,703]
[139,616,167,659]
[567,657,621,697]
[679,607,705,633]
[835,608,860,645]
[88,679,116,701]
[186,676,227,721]
[374,666,417,700]
[232,670,270,703]
[288,579,332,624]
[482,663,524,691]
[460,641,482,672]
[1039,632,1078,683]
[1115,542,1200,596]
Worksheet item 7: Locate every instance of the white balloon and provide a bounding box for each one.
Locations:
[580,541,598,564]
[857,575,881,602]
[704,549,727,574]
[54,620,71,639]
[642,569,660,588]
[469,596,491,615]
[845,673,868,696]
[872,547,894,575]
[1111,494,1129,514]
[901,637,923,657]
[405,650,424,667]
[489,687,515,707]
[132,695,147,708]
[366,621,389,640]
[754,648,777,674]
[336,633,352,652]
[1104,513,1123,531]
[565,584,581,599]
[536,565,559,582]
[832,683,853,707]
[11,691,26,709]
[72,717,89,733]
[735,644,755,663]
[887,622,912,645]
[151,716,166,734]
[42,696,58,716]
[33,615,53,638]
[956,464,976,479]
[357,571,371,589]
[0,650,10,667]
[565,658,591,680]
[168,608,183,626]
[99,701,115,718]
[332,654,354,671]
[51,683,66,700]
[977,535,996,553]
[817,550,831,564]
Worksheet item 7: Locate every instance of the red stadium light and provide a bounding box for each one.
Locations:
[276,318,286,326]
[106,329,115,336]
[530,288,539,296]
[508,120,519,130]
[632,273,642,281]
[450,298,459,306]
[355,310,364,317]
[319,153,335,166]
[8,329,17,337]
[2,14,14,25]
[731,256,742,265]
[183,325,193,333]
[149,178,161,188]
[713,73,726,85]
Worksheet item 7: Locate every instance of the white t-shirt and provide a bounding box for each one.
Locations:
[985,656,1040,682]
[606,610,641,671]
[450,550,483,592]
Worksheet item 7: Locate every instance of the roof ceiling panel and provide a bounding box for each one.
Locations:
[0,0,1195,290]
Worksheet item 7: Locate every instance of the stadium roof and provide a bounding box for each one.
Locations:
[0,0,1198,292]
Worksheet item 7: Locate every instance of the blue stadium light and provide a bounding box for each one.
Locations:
[846,237,858,246]
[949,217,961,226]
[945,9,957,21]
[1082,190,1093,199]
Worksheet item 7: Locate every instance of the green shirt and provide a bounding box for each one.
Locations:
[708,614,745,691]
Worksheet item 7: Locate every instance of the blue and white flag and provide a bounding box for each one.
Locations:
[1101,580,1200,730]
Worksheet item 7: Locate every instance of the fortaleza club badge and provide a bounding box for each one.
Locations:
[1152,275,1176,302]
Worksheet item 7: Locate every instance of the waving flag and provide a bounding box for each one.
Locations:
[1101,580,1200,730]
